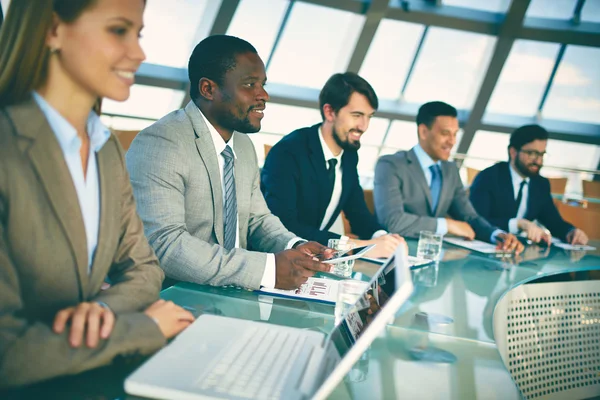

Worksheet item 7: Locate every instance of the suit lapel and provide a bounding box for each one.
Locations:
[307,125,331,222]
[185,101,224,245]
[406,149,433,214]
[8,98,89,295]
[88,146,118,292]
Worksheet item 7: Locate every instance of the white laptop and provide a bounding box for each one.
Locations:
[125,246,414,400]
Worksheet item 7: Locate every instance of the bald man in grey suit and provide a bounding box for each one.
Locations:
[374,101,523,253]
[126,36,330,291]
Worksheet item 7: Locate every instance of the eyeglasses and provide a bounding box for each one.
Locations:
[519,149,547,159]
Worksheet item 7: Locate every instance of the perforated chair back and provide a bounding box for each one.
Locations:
[493,280,600,400]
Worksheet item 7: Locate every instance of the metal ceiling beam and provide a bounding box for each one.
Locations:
[454,0,531,163]
[346,0,389,73]
[518,18,600,46]
[387,0,501,35]
[180,0,241,107]
[135,64,600,146]
[300,0,371,14]
[537,44,566,113]
[266,0,295,69]
[481,113,600,145]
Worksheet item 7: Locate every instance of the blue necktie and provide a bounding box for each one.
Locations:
[429,164,442,214]
[222,146,237,250]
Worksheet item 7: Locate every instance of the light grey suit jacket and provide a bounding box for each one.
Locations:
[126,101,296,289]
[0,97,165,388]
[374,148,495,241]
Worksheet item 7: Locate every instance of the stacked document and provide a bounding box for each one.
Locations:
[443,237,507,254]
[258,277,339,303]
[551,237,596,251]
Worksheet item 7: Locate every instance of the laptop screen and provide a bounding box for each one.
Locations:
[329,252,405,358]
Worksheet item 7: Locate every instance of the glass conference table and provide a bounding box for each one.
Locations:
[5,240,599,400]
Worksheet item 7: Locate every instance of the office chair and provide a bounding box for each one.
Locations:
[493,280,600,399]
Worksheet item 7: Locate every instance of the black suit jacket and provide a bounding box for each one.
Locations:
[261,124,382,245]
[469,161,573,241]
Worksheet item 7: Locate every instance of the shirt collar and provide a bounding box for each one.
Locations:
[509,162,529,185]
[413,144,441,171]
[318,125,343,165]
[196,104,237,159]
[32,91,110,153]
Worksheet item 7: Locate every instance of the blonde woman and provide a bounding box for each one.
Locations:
[0,0,193,387]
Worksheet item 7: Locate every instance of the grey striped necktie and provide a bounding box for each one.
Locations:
[222,145,237,250]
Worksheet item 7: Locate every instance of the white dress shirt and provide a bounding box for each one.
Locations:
[317,127,386,239]
[508,164,530,234]
[33,92,110,272]
[198,108,299,288]
[412,144,502,242]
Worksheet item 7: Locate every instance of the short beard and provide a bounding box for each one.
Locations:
[515,156,541,177]
[333,126,361,151]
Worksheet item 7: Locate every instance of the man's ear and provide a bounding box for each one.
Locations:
[198,78,217,101]
[46,12,63,51]
[417,123,428,141]
[322,104,336,122]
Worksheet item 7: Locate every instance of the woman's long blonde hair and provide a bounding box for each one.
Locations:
[0,0,98,109]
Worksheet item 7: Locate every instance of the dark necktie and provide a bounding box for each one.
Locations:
[515,180,527,215]
[327,158,337,195]
[222,146,237,250]
[429,164,442,214]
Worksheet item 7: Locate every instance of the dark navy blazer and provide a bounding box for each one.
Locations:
[261,124,382,245]
[469,161,573,241]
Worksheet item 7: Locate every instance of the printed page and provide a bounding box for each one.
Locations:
[259,277,339,303]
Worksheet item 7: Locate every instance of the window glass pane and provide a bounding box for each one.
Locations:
[486,40,560,117]
[465,131,509,171]
[102,85,185,120]
[357,146,380,176]
[526,0,577,19]
[543,45,600,124]
[267,3,365,89]
[259,103,321,135]
[360,118,390,146]
[141,0,217,68]
[403,28,496,110]
[443,0,510,12]
[582,0,600,23]
[226,0,289,62]
[249,133,284,167]
[100,115,155,131]
[544,140,600,171]
[384,120,418,150]
[358,20,424,100]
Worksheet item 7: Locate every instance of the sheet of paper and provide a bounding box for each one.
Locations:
[551,241,596,251]
[259,277,339,303]
[444,237,505,254]
[361,256,433,268]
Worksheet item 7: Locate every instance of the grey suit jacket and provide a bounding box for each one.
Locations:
[374,148,496,241]
[126,101,295,290]
[0,97,165,388]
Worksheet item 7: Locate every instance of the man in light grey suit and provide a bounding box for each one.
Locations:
[374,101,523,253]
[126,35,331,291]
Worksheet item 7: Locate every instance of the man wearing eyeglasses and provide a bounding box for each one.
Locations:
[470,124,589,245]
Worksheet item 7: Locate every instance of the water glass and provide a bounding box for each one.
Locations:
[328,238,355,277]
[416,231,443,261]
[334,279,369,325]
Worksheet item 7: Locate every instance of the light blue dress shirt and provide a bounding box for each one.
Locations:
[412,144,502,242]
[33,92,111,272]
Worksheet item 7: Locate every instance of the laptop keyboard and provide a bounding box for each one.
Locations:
[194,324,307,399]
